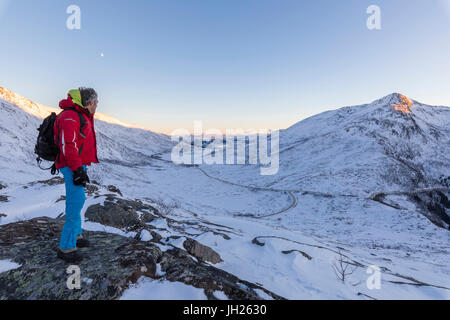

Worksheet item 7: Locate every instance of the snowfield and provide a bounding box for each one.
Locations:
[0,87,449,299]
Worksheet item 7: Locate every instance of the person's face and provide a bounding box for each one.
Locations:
[87,98,98,114]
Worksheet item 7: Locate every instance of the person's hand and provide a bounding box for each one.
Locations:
[73,167,90,187]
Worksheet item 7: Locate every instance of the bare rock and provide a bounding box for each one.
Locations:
[411,190,450,229]
[107,185,123,197]
[85,184,99,196]
[84,196,158,230]
[36,177,65,186]
[183,237,223,264]
[0,217,285,300]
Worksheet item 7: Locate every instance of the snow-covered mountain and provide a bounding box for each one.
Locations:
[203,93,450,228]
[281,93,449,193]
[1,88,449,300]
[207,93,450,192]
[0,86,173,184]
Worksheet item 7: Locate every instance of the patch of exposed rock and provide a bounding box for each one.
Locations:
[183,238,223,264]
[84,196,228,263]
[0,217,285,300]
[85,197,159,231]
[31,177,65,186]
[411,190,450,230]
[84,195,237,243]
[106,185,123,197]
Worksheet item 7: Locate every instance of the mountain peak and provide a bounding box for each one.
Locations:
[376,93,413,114]
[390,93,413,114]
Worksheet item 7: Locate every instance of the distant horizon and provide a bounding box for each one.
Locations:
[1,1,449,134]
[1,85,449,136]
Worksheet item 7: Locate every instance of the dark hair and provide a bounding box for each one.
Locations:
[79,87,98,107]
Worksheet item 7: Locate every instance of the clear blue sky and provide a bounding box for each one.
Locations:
[1,0,449,134]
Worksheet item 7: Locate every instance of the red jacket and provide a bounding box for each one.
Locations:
[54,95,99,171]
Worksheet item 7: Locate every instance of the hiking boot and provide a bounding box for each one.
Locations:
[57,249,83,263]
[76,238,90,248]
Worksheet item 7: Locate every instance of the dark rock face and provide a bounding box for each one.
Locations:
[107,185,123,197]
[33,177,65,186]
[85,184,99,196]
[85,198,158,230]
[0,217,284,300]
[411,190,450,229]
[440,176,450,188]
[183,238,223,264]
[0,217,157,300]
[55,195,66,203]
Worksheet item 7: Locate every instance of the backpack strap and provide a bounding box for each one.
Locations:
[65,107,86,136]
[56,108,87,142]
[37,157,58,171]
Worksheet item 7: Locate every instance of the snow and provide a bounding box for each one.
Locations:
[155,264,165,277]
[140,230,153,241]
[1,90,449,299]
[212,290,229,300]
[0,259,21,273]
[120,278,207,300]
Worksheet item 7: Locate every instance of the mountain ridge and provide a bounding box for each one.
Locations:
[0,88,173,186]
[0,86,166,134]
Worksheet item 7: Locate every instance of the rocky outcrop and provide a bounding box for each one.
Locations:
[0,217,284,300]
[411,190,450,230]
[370,189,450,230]
[183,238,223,264]
[106,185,123,197]
[84,194,237,242]
[85,197,159,231]
[30,177,65,186]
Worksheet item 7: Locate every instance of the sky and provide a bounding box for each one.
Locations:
[0,0,449,134]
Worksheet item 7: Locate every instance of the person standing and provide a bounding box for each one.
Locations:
[54,88,99,263]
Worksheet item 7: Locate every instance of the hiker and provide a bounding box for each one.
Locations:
[54,88,99,263]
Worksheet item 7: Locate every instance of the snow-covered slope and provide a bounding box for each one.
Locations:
[0,86,173,184]
[279,93,450,193]
[204,93,450,194]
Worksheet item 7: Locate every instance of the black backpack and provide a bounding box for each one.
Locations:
[35,108,86,174]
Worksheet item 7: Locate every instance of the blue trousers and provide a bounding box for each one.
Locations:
[59,166,86,251]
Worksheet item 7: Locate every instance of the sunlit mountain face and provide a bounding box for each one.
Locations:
[0,86,159,130]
